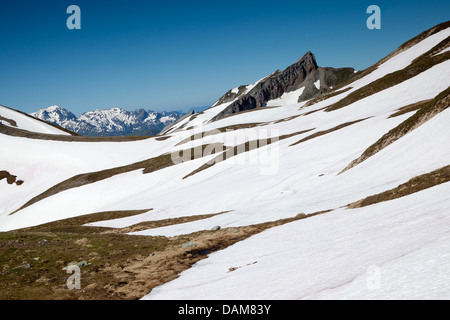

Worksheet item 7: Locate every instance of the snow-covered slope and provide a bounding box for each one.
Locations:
[0,104,72,136]
[31,106,182,137]
[1,21,449,300]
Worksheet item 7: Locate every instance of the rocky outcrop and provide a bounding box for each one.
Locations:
[212,85,248,108]
[211,52,355,122]
[211,52,318,121]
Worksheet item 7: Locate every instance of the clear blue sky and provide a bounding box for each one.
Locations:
[0,0,449,115]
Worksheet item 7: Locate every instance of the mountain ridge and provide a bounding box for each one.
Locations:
[31,106,183,137]
[210,51,355,121]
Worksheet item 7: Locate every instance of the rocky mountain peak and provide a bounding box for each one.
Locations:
[210,51,353,122]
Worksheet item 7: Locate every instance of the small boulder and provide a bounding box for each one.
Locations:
[62,260,90,270]
[77,260,90,267]
[182,242,196,248]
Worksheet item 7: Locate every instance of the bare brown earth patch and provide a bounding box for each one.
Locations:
[302,106,328,116]
[348,165,450,209]
[273,114,303,124]
[397,21,450,52]
[0,170,23,186]
[289,118,370,147]
[0,115,18,127]
[302,87,353,109]
[388,99,433,118]
[154,135,171,141]
[0,209,329,300]
[341,86,450,173]
[103,211,231,234]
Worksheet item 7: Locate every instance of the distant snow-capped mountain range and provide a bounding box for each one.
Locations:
[30,106,183,136]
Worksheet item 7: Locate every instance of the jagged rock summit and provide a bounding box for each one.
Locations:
[211,52,355,121]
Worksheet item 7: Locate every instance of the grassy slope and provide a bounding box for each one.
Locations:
[348,165,450,208]
[0,209,326,300]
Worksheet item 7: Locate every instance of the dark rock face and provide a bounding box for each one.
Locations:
[212,85,248,108]
[211,52,355,122]
[211,52,319,121]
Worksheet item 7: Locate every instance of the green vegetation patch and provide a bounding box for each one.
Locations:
[0,205,330,300]
[0,223,173,300]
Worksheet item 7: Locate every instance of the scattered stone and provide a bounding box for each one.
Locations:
[85,283,98,290]
[88,252,99,258]
[62,260,90,270]
[211,226,221,231]
[33,257,40,261]
[74,238,91,247]
[12,263,33,270]
[228,228,239,233]
[77,260,90,267]
[228,266,240,273]
[62,263,76,271]
[182,242,196,248]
